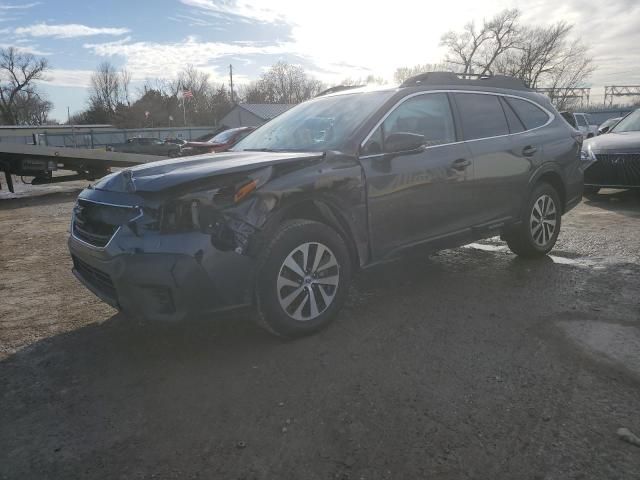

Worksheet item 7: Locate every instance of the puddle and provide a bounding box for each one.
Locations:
[548,255,606,269]
[464,243,508,252]
[559,320,640,376]
[464,242,609,270]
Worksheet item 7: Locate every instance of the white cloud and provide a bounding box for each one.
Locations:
[0,2,40,10]
[15,23,129,38]
[40,68,94,88]
[83,36,293,81]
[178,0,640,91]
[179,0,284,24]
[0,42,48,55]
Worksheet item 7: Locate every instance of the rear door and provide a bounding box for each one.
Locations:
[360,92,474,257]
[452,92,531,225]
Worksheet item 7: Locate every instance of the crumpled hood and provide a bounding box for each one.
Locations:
[93,150,322,193]
[585,131,640,153]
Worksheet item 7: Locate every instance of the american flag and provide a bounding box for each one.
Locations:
[182,89,193,99]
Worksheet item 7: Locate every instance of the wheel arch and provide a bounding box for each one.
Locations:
[259,195,367,269]
[528,166,567,214]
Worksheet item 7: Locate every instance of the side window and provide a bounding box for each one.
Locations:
[499,97,525,134]
[362,125,383,155]
[575,114,586,127]
[506,97,550,130]
[382,93,455,149]
[454,93,509,140]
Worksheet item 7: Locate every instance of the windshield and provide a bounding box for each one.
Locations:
[612,109,640,133]
[210,129,238,143]
[233,91,394,152]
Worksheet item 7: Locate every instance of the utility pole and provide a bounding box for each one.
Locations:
[229,64,235,105]
[67,106,71,124]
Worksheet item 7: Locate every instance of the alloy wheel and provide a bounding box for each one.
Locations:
[530,194,557,247]
[277,242,340,321]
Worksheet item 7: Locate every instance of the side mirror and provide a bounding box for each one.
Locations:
[384,132,425,154]
[598,126,610,135]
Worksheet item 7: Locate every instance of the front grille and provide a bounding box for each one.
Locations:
[72,255,118,302]
[72,199,140,247]
[585,153,640,187]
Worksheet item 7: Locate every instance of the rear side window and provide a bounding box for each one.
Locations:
[454,93,509,140]
[575,114,587,127]
[499,97,525,134]
[506,97,549,130]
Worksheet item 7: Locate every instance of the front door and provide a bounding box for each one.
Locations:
[359,92,475,258]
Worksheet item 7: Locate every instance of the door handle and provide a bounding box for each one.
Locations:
[522,145,537,157]
[452,158,471,171]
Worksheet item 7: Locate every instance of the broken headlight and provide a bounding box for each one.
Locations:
[159,166,273,233]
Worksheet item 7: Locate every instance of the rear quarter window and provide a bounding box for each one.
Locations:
[454,93,510,140]
[505,97,550,130]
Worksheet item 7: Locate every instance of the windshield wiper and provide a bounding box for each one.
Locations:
[243,148,277,152]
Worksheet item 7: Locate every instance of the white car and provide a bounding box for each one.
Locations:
[561,112,598,138]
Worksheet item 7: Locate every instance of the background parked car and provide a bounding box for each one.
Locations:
[597,117,622,135]
[560,112,597,138]
[582,108,640,197]
[179,126,256,156]
[164,138,188,147]
[106,137,181,157]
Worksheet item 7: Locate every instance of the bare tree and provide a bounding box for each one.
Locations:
[89,61,123,116]
[542,40,595,110]
[441,9,520,76]
[13,90,52,125]
[0,47,49,124]
[478,9,520,75]
[120,67,132,106]
[492,22,595,109]
[256,62,323,104]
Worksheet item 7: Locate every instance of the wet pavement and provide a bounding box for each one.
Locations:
[0,187,639,479]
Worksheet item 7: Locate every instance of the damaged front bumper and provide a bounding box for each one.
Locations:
[68,194,257,322]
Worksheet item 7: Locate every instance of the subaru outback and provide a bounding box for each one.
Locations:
[69,72,585,337]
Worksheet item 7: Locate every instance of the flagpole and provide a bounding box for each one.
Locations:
[182,95,186,127]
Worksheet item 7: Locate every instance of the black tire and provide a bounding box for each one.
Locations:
[168,149,179,158]
[583,186,600,200]
[504,182,561,258]
[255,219,352,337]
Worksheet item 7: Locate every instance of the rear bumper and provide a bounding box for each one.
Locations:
[68,228,255,322]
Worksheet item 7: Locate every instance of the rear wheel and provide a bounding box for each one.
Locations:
[505,182,561,258]
[255,219,352,337]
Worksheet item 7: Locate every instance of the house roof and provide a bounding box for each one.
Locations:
[238,103,295,120]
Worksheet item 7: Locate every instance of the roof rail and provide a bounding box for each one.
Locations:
[400,71,529,90]
[316,85,362,97]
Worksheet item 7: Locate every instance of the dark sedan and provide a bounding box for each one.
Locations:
[179,126,256,156]
[582,109,640,196]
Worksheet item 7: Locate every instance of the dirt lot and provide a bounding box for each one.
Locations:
[1,182,639,479]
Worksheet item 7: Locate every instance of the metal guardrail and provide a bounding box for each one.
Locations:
[0,126,218,149]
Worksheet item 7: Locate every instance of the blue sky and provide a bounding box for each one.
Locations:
[2,0,639,122]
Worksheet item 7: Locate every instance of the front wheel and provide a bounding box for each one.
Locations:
[255,219,352,337]
[504,182,561,258]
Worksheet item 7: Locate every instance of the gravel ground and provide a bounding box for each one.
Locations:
[1,182,639,479]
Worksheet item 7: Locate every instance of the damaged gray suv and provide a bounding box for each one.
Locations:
[69,72,584,337]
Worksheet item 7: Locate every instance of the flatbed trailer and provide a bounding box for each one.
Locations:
[0,144,164,193]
